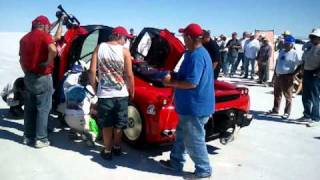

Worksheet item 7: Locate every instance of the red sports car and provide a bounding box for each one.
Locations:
[53,6,252,146]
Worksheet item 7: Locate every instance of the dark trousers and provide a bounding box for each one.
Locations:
[224,55,237,76]
[244,57,256,78]
[24,73,53,141]
[273,74,294,114]
[302,70,320,121]
[258,61,269,82]
[231,52,244,75]
[214,67,219,80]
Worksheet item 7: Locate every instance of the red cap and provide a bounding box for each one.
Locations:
[32,15,51,26]
[179,23,203,38]
[112,26,134,39]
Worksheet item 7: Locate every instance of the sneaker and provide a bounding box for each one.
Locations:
[100,149,112,160]
[112,146,122,156]
[306,121,320,127]
[22,136,34,145]
[183,172,212,180]
[159,160,179,171]
[282,113,290,119]
[295,116,312,122]
[34,140,50,148]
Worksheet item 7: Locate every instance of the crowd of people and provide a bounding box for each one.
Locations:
[207,31,273,84]
[0,13,319,179]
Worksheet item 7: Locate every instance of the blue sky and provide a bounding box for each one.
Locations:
[0,0,318,38]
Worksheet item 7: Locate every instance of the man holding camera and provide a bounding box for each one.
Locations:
[19,15,64,148]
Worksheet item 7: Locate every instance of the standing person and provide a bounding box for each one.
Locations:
[296,29,320,127]
[224,32,241,77]
[159,23,214,179]
[202,30,221,79]
[243,33,260,79]
[218,34,228,76]
[231,32,249,76]
[266,35,302,119]
[257,37,272,85]
[19,15,59,148]
[89,26,135,160]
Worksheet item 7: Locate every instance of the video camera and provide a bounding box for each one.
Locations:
[56,5,80,29]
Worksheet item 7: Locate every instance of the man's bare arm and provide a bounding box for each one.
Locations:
[89,46,99,91]
[123,48,135,100]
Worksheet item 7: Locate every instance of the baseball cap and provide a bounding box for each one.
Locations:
[282,30,291,36]
[32,15,51,26]
[203,30,211,37]
[284,35,295,44]
[179,23,204,38]
[70,64,84,73]
[112,26,134,39]
[309,28,320,38]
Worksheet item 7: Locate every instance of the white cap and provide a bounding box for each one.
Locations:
[310,28,320,38]
[282,30,291,36]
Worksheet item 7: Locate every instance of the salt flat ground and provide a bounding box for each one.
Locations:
[0,33,319,180]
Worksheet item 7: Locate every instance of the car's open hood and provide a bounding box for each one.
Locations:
[130,28,185,71]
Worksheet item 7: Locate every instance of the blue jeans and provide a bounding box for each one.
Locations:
[223,55,237,76]
[24,73,53,141]
[244,57,256,77]
[170,114,212,177]
[302,70,320,121]
[231,52,244,75]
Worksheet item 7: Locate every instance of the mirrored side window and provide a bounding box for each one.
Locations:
[135,32,152,60]
[79,30,99,69]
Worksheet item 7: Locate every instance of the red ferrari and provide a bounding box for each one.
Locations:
[53,5,252,146]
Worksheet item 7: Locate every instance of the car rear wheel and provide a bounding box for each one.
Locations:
[123,105,144,145]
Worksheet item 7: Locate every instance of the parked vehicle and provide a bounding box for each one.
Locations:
[53,5,253,146]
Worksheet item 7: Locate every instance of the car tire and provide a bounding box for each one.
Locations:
[123,104,145,146]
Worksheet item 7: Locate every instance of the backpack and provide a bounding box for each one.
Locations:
[65,85,95,110]
[65,86,87,110]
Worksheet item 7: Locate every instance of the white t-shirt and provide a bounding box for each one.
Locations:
[239,38,248,53]
[63,72,82,92]
[244,39,260,59]
[275,49,302,75]
[96,43,129,98]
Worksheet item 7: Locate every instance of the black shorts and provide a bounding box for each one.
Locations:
[97,97,128,129]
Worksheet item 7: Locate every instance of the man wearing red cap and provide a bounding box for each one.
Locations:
[89,26,135,160]
[19,15,59,148]
[160,23,214,179]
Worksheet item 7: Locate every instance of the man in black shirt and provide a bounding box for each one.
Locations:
[202,30,221,79]
[225,32,241,77]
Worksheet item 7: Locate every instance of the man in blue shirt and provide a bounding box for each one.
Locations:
[159,23,214,179]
